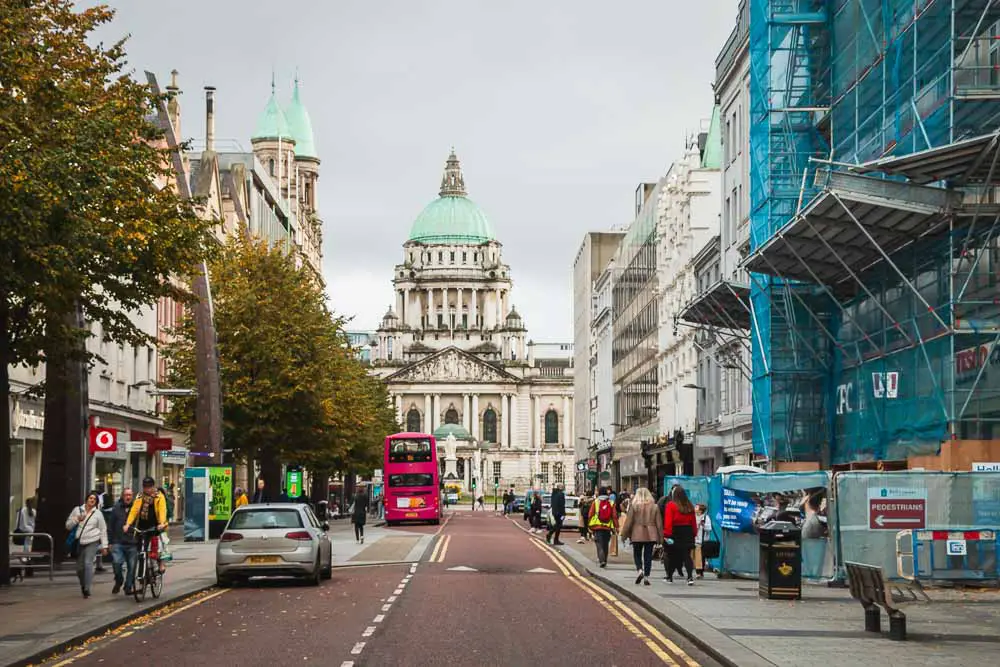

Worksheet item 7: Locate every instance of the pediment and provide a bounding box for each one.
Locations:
[385,346,519,384]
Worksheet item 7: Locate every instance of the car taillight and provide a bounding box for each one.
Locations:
[285,531,312,541]
[221,532,243,542]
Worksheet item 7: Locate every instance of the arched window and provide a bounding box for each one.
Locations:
[444,407,459,425]
[406,408,421,433]
[544,409,559,444]
[268,159,275,177]
[482,407,498,443]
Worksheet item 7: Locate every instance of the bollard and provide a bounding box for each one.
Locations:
[888,612,907,641]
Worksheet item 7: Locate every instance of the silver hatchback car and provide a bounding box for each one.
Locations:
[216,503,332,586]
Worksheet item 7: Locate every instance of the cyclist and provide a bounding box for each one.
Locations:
[123,476,169,574]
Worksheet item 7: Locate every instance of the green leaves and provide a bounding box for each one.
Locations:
[165,236,399,475]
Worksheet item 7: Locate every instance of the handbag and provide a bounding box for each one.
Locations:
[701,517,721,560]
[12,510,27,546]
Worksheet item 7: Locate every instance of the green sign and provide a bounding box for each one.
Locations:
[286,469,303,498]
[586,471,598,482]
[207,466,233,521]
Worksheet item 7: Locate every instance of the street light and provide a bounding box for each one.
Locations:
[131,380,196,397]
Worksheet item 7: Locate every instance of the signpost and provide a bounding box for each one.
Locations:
[867,486,927,530]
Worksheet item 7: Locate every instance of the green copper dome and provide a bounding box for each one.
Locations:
[284,78,317,159]
[252,80,292,141]
[433,423,473,440]
[407,151,496,244]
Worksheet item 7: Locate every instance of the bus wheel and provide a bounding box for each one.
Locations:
[429,519,440,526]
[386,520,397,527]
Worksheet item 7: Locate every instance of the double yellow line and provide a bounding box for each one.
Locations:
[528,537,700,667]
[428,534,452,563]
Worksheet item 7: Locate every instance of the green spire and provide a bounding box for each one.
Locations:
[285,74,318,159]
[252,75,292,142]
[700,105,722,169]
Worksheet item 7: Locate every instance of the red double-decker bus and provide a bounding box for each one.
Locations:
[384,432,441,526]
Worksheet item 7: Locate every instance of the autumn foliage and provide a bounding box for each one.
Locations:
[164,237,399,494]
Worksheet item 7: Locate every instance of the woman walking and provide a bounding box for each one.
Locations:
[662,485,697,585]
[620,488,662,586]
[65,491,109,598]
[351,488,369,544]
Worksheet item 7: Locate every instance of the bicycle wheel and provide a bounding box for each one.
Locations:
[133,554,147,602]
[149,566,162,598]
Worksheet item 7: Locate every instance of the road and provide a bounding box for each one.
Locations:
[39,512,716,666]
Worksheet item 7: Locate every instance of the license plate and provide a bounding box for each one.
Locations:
[405,512,418,518]
[246,556,279,564]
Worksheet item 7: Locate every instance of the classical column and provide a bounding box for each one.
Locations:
[425,287,432,326]
[403,288,411,326]
[533,395,541,450]
[457,287,464,327]
[432,394,441,432]
[494,288,502,327]
[471,394,480,440]
[423,394,431,432]
[395,394,403,424]
[471,289,478,328]
[462,393,470,431]
[499,394,508,446]
[562,395,570,448]
[509,393,517,447]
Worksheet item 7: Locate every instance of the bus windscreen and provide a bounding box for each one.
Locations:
[388,438,433,463]
[388,473,435,487]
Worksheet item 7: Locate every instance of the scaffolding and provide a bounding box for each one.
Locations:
[748,0,1000,465]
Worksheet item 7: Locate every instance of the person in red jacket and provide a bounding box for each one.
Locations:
[663,484,697,584]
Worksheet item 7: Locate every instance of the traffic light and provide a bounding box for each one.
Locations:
[493,475,500,487]
[471,478,477,489]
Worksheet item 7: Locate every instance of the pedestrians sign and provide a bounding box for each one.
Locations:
[867,486,927,530]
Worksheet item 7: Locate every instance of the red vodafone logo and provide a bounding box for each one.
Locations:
[89,427,118,454]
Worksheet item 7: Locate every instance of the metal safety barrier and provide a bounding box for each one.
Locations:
[896,527,999,581]
[7,531,55,580]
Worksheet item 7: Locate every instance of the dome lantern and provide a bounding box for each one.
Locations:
[407,150,496,245]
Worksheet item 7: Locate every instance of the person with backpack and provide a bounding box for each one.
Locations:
[663,484,697,584]
[587,487,619,568]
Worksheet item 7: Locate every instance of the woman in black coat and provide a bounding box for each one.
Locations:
[351,490,369,544]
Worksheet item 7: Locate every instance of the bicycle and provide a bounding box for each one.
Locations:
[131,527,164,602]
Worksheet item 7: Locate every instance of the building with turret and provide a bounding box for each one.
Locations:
[371,151,575,495]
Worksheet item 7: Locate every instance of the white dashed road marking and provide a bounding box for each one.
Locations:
[373,614,385,623]
[351,642,366,655]
[363,626,376,637]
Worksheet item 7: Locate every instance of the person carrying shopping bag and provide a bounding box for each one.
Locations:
[65,491,109,598]
[619,488,662,586]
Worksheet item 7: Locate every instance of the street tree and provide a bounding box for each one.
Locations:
[165,236,396,497]
[0,1,214,583]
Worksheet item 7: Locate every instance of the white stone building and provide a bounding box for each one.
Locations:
[655,117,722,475]
[678,0,754,470]
[371,152,575,495]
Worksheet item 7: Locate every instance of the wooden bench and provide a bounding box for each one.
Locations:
[844,561,928,641]
[8,532,55,581]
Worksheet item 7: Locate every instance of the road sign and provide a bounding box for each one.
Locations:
[89,427,117,454]
[867,486,927,530]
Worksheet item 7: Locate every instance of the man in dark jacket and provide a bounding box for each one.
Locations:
[108,488,138,595]
[351,489,369,544]
[546,483,566,546]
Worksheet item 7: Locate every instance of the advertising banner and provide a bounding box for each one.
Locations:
[286,469,304,498]
[722,488,756,533]
[207,466,234,521]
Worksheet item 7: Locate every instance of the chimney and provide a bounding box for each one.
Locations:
[166,69,181,138]
[204,86,216,152]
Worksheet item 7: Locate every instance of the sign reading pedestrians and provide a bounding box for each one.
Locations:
[867,486,927,530]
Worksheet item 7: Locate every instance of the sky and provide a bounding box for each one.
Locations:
[96,0,737,341]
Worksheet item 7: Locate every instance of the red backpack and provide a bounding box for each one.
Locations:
[597,499,613,523]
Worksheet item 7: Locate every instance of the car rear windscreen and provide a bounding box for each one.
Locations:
[388,473,435,487]
[229,509,303,529]
[388,438,434,463]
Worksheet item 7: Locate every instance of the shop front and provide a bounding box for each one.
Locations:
[94,445,128,501]
[8,396,45,523]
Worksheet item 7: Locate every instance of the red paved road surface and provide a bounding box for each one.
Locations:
[41,513,715,666]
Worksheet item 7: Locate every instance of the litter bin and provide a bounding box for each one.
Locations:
[759,520,802,600]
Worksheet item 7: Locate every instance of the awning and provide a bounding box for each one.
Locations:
[743,170,959,291]
[855,132,1000,186]
[678,280,751,330]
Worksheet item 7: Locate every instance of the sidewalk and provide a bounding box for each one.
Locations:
[559,539,1000,667]
[0,538,217,667]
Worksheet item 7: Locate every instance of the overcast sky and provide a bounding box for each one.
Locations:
[98,0,737,341]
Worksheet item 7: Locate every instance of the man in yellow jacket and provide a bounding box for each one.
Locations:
[124,477,169,573]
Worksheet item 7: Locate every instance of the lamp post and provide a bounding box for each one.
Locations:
[683,384,706,474]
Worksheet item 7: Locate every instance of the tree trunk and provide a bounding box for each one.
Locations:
[192,264,222,457]
[309,470,329,503]
[0,304,13,585]
[258,445,281,500]
[37,313,87,563]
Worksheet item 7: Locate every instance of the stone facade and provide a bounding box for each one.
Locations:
[371,152,575,494]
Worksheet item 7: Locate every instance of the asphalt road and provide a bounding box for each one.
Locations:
[40,512,716,666]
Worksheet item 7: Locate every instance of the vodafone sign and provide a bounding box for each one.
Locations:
[89,427,118,454]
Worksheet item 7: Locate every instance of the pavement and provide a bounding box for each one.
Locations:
[554,526,1000,667]
[24,510,716,667]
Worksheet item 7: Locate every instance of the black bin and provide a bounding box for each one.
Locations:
[758,520,802,600]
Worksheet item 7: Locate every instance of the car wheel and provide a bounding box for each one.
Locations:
[216,574,233,588]
[308,556,321,586]
[322,556,333,580]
